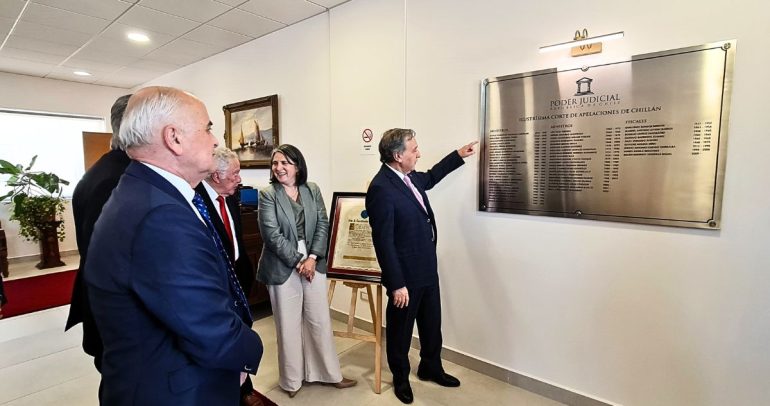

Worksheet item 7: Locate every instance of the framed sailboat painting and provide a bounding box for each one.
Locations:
[223,94,279,168]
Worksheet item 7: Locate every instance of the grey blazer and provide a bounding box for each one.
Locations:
[256,181,329,285]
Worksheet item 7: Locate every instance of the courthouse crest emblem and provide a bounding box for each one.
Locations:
[575,77,594,96]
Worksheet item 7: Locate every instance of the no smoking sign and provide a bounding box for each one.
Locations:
[360,128,375,155]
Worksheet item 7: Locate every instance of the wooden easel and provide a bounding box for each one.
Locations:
[328,279,383,393]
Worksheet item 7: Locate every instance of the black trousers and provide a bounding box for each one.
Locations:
[386,283,443,383]
[240,375,254,397]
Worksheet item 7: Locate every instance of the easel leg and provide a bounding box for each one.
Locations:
[328,280,337,304]
[375,285,382,393]
[347,286,358,333]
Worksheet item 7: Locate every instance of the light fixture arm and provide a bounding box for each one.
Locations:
[539,30,624,53]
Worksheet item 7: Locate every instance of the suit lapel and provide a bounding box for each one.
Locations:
[194,183,234,258]
[382,165,428,216]
[274,184,298,241]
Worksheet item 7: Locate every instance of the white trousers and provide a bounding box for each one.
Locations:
[267,241,342,391]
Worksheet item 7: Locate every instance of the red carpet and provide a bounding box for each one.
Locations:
[1,270,76,319]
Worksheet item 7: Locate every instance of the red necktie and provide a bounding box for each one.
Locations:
[216,196,234,243]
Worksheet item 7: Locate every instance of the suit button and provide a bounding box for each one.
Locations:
[427,219,431,223]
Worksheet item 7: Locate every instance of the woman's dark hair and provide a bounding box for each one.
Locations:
[269,144,308,186]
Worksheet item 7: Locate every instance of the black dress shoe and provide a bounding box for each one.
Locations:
[393,380,414,404]
[417,370,461,387]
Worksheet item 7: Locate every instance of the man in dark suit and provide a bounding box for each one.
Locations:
[366,128,477,404]
[65,94,131,371]
[194,146,262,406]
[85,86,263,405]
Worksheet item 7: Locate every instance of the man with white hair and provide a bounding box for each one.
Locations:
[85,86,263,405]
[194,146,261,405]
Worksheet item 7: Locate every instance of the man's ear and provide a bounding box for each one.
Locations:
[393,152,402,163]
[210,170,222,184]
[162,125,183,155]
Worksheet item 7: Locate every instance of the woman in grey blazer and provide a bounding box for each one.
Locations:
[257,144,356,398]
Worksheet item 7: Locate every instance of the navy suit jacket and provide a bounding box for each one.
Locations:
[194,182,254,300]
[85,162,262,405]
[366,151,464,292]
[66,149,130,361]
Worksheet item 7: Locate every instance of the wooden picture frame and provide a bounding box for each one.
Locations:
[223,94,279,168]
[326,192,381,284]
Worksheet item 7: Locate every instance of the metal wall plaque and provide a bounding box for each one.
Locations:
[479,40,735,229]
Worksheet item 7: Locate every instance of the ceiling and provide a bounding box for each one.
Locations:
[0,0,349,89]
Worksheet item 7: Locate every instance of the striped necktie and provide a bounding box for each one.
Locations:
[192,193,252,322]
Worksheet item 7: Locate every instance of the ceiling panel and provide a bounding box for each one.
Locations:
[116,5,199,37]
[75,46,147,66]
[29,0,134,20]
[95,66,170,87]
[139,0,231,23]
[0,0,346,88]
[144,43,209,67]
[0,46,68,64]
[208,8,284,38]
[1,16,16,39]
[63,57,131,74]
[46,65,106,83]
[87,23,174,54]
[0,0,26,19]
[0,56,53,76]
[126,58,179,73]
[310,0,350,8]
[183,24,252,48]
[213,0,244,6]
[21,2,111,35]
[11,21,93,47]
[150,38,221,61]
[4,35,79,56]
[238,0,324,25]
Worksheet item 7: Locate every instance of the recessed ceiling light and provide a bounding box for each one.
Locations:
[127,32,150,43]
[73,71,92,76]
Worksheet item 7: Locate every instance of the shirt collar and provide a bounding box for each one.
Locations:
[386,163,409,180]
[201,179,221,202]
[140,162,195,203]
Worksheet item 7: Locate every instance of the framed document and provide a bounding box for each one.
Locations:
[326,192,381,283]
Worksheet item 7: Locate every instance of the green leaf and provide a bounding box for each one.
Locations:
[0,159,21,175]
[25,155,38,171]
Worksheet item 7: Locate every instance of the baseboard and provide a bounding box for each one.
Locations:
[330,309,612,406]
[8,249,79,265]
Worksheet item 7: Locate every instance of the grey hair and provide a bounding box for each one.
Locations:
[117,87,189,150]
[379,128,415,163]
[109,94,131,150]
[209,146,239,178]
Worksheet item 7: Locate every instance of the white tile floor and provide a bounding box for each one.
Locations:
[0,305,563,405]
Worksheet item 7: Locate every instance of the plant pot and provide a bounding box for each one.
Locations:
[36,221,65,269]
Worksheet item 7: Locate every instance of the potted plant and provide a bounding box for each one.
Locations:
[0,156,69,269]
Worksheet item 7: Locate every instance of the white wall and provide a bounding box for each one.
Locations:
[398,1,769,405]
[0,73,127,259]
[51,0,768,404]
[142,14,332,195]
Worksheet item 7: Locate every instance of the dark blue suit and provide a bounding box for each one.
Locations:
[85,162,262,405]
[66,149,130,370]
[366,151,464,382]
